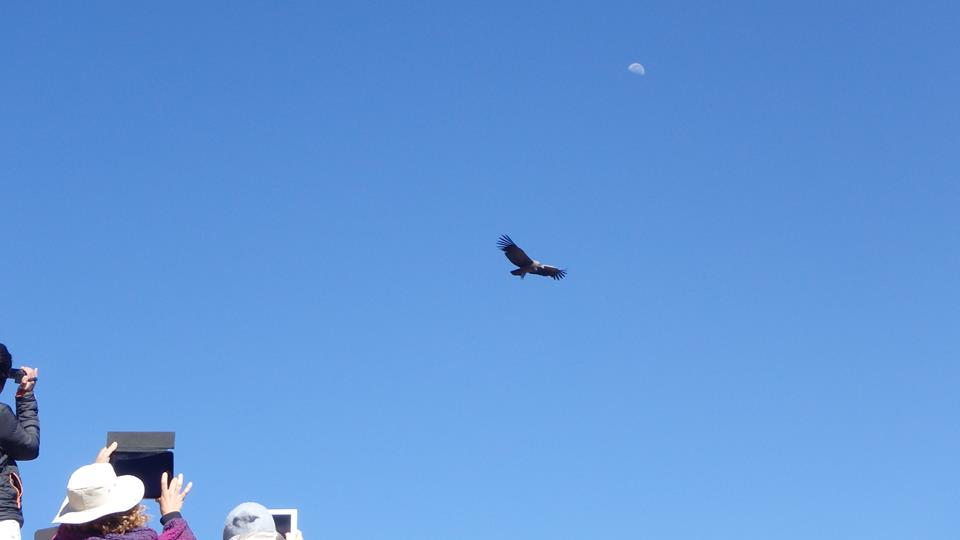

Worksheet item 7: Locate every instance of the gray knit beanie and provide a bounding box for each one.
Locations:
[223,502,277,540]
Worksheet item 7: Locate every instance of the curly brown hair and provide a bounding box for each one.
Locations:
[62,504,150,536]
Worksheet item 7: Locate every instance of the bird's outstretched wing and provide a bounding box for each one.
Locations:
[531,265,567,280]
[497,235,533,268]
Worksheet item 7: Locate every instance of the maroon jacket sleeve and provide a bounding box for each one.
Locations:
[159,514,196,540]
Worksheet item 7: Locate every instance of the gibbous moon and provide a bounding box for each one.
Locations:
[628,63,645,75]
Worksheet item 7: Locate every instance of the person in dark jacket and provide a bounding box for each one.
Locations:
[0,343,39,540]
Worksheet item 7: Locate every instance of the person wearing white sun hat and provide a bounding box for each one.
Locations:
[50,443,195,540]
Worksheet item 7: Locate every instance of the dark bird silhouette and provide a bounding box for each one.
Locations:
[497,235,567,280]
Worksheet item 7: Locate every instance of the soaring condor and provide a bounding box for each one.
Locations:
[497,235,567,280]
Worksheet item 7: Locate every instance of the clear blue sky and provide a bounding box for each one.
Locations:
[2,2,958,539]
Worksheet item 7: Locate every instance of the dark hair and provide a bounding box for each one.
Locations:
[0,344,10,393]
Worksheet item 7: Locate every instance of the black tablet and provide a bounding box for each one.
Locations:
[107,432,175,499]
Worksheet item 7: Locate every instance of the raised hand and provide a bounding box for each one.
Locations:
[157,471,193,516]
[18,366,38,393]
[95,441,119,464]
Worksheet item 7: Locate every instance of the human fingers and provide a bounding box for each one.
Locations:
[180,481,193,499]
[18,367,36,388]
[96,442,119,463]
[167,473,183,498]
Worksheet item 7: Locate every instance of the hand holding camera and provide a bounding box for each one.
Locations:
[17,366,38,393]
[7,366,39,393]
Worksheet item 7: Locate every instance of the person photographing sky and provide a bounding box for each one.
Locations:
[0,343,39,540]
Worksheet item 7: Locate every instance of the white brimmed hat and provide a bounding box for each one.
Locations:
[52,463,144,524]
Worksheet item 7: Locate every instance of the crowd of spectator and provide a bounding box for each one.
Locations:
[0,342,303,540]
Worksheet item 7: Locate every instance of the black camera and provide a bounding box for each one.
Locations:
[6,369,37,383]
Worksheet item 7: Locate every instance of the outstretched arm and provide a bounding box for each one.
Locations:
[10,366,40,460]
[158,472,196,540]
[3,366,40,460]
